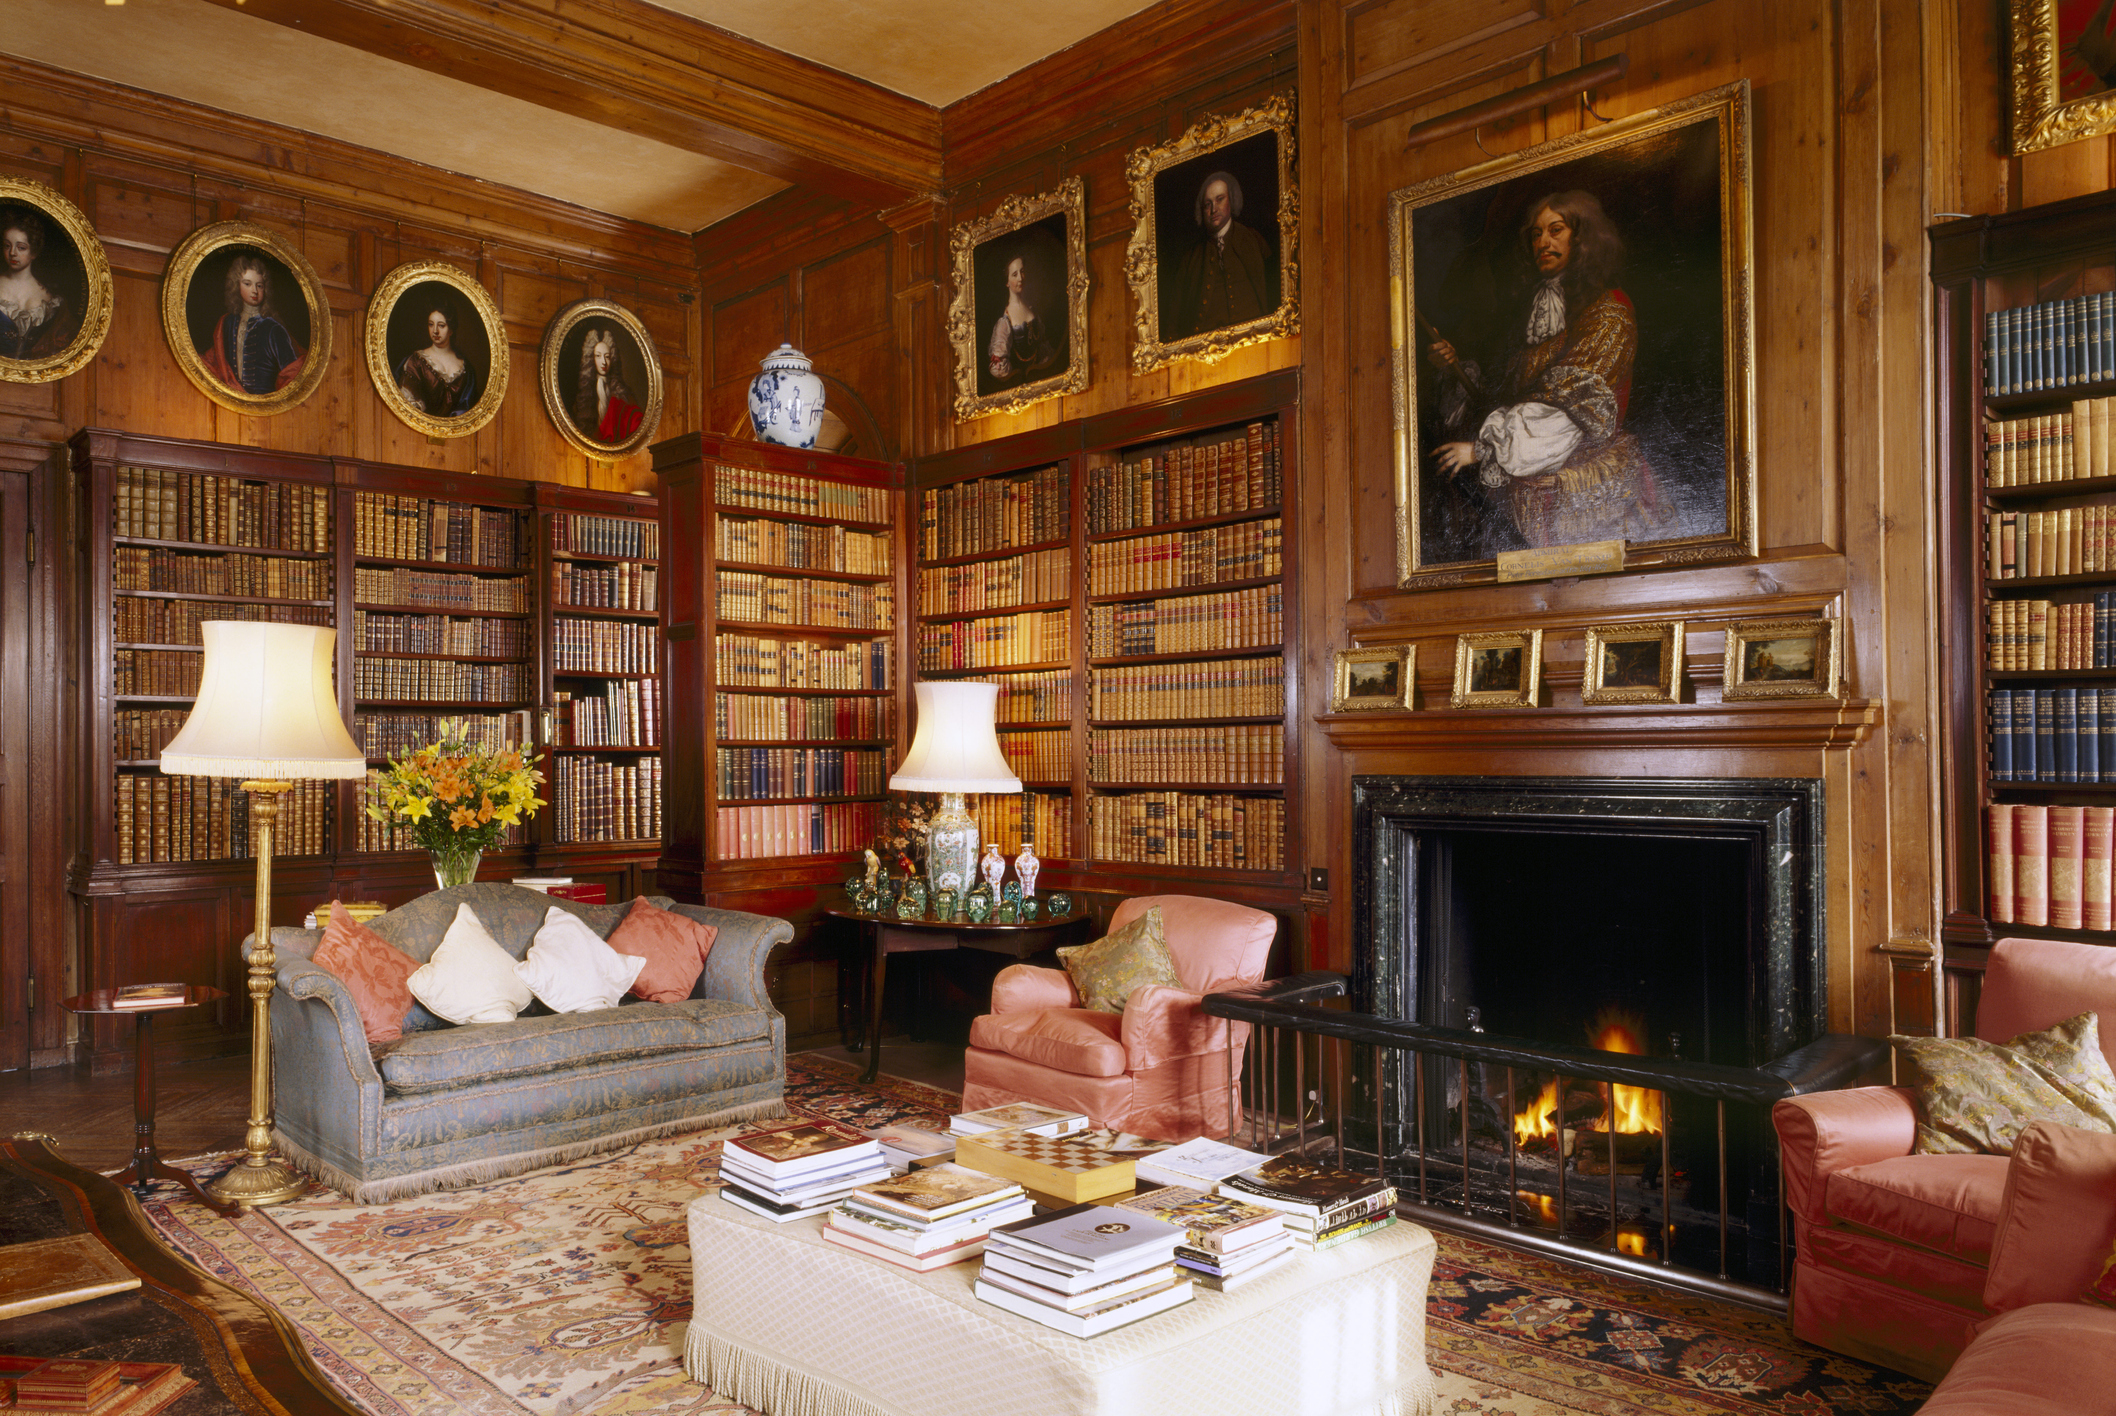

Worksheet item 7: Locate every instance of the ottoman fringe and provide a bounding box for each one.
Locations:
[686,1325,899,1416]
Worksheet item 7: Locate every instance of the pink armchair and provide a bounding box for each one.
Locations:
[1771,936,2116,1381]
[960,895,1276,1142]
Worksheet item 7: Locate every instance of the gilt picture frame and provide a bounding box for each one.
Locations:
[1451,629,1543,710]
[0,178,113,385]
[539,298,664,459]
[2009,0,2116,153]
[1331,644,1415,712]
[946,176,1089,421]
[1124,96,1299,373]
[1388,82,1756,589]
[1581,621,1684,706]
[1722,618,1842,701]
[162,220,331,416]
[365,261,508,439]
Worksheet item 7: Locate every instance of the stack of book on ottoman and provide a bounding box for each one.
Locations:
[1217,1157,1397,1251]
[1113,1186,1292,1291]
[821,1164,1030,1272]
[954,1127,1171,1203]
[975,1203,1193,1336]
[1133,1136,1272,1190]
[718,1120,891,1222]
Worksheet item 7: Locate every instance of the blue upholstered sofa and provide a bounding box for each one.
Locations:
[247,883,792,1203]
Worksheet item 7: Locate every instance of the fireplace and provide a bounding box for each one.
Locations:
[1350,775,1826,1285]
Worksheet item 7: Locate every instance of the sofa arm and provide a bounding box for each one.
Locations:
[991,964,1077,1014]
[669,904,792,1012]
[1121,985,1248,1072]
[1983,1120,2116,1314]
[1772,1087,1919,1226]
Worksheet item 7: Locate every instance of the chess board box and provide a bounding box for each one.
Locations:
[952,1128,1172,1204]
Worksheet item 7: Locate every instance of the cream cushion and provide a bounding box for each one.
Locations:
[406,902,534,1025]
[516,905,647,1014]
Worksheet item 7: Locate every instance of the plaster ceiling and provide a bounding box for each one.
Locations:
[648,0,1159,106]
[3,0,790,233]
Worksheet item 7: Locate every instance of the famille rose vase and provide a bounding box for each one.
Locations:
[748,344,825,449]
[1014,842,1040,897]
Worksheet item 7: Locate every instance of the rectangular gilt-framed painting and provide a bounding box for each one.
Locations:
[1581,621,1684,706]
[946,176,1089,421]
[1451,630,1543,710]
[2010,0,2116,153]
[1722,618,1842,701]
[1331,645,1415,712]
[1389,82,1756,589]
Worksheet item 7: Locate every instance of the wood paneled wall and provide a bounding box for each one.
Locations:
[0,59,702,495]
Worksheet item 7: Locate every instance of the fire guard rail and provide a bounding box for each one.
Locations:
[1201,972,1888,1311]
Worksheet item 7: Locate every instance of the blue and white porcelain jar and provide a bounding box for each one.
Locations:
[748,343,826,449]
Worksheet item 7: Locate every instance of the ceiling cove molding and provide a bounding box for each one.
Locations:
[195,0,944,206]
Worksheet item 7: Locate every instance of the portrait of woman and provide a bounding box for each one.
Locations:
[986,245,1063,390]
[0,181,111,384]
[162,220,329,414]
[366,262,507,439]
[946,177,1088,420]
[537,298,664,458]
[973,220,1068,398]
[0,207,79,363]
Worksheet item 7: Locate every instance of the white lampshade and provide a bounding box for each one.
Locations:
[889,681,1022,794]
[160,622,367,780]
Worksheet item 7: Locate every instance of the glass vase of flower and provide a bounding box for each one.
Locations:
[364,718,546,890]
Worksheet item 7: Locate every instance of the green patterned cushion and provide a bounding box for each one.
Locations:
[1057,906,1181,1014]
[1891,1011,2116,1156]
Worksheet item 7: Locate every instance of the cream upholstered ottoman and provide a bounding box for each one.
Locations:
[683,1192,1436,1416]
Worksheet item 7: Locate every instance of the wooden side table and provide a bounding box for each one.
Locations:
[62,986,234,1212]
[823,899,1091,1084]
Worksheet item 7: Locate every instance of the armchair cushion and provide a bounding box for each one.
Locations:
[1772,1086,1921,1225]
[312,909,419,1046]
[377,997,770,1095]
[1982,1119,2116,1313]
[1825,1153,2011,1265]
[989,964,1078,1014]
[1057,906,1180,1014]
[1892,1011,2116,1155]
[969,1007,1126,1077]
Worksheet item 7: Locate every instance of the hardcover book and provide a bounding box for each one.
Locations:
[1220,1156,1394,1215]
[1112,1186,1283,1253]
[851,1163,1023,1220]
[722,1121,879,1176]
[986,1201,1186,1269]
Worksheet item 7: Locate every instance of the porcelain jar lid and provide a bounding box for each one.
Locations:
[758,342,813,372]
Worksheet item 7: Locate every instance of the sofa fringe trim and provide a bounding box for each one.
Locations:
[274,1096,787,1204]
[686,1325,901,1416]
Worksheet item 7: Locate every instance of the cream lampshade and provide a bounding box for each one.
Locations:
[160,621,365,1208]
[889,681,1021,897]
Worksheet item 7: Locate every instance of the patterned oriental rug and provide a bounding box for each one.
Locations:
[138,1055,1930,1416]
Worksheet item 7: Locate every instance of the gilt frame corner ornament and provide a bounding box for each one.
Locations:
[1124,95,1299,375]
[2010,0,2116,153]
[1389,81,1757,592]
[364,261,509,440]
[161,220,332,416]
[946,175,1090,422]
[0,179,113,385]
[539,298,665,460]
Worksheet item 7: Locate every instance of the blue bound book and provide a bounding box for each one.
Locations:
[1992,689,2016,782]
[2093,298,2105,385]
[2083,688,2102,784]
[2008,307,2024,395]
[2056,688,2080,783]
[2105,292,2115,378]
[2037,688,2059,782]
[2078,295,2093,386]
[1988,310,2002,395]
[2059,299,2074,388]
[2016,689,2040,781]
[2102,687,2116,784]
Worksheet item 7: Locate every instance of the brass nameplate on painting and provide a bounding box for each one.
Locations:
[1496,540,1626,583]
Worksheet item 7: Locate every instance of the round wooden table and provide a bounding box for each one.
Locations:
[823,898,1091,1084]
[62,985,232,1210]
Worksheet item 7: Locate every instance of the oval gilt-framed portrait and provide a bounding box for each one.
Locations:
[0,179,113,384]
[538,298,664,459]
[365,261,508,439]
[161,221,331,416]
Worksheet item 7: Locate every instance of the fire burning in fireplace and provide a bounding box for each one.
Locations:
[1510,1007,1665,1147]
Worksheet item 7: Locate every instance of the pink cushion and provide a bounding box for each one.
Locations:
[311,909,418,1046]
[607,897,717,1004]
[1983,1120,2116,1313]
[968,1007,1126,1077]
[989,963,1078,1014]
[1773,1087,1921,1225]
[1825,1153,2011,1263]
[1979,936,2116,1074]
[1109,895,1273,994]
[963,1046,1134,1128]
[1920,1304,2116,1415]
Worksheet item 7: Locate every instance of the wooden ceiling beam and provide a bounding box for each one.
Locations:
[196,0,942,208]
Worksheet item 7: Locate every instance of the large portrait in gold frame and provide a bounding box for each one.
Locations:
[1388,82,1756,589]
[539,298,664,459]
[2010,0,2116,153]
[1124,96,1298,374]
[946,176,1089,421]
[161,221,330,416]
[365,261,508,439]
[0,179,112,384]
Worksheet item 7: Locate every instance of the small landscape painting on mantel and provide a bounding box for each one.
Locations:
[1331,645,1414,712]
[1721,618,1842,701]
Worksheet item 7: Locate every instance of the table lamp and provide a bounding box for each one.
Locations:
[160,621,367,1208]
[888,681,1021,896]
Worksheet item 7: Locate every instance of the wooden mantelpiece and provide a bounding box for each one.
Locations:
[1317,699,1880,753]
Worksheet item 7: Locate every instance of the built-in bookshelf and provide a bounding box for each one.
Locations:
[545,507,664,847]
[1934,191,2116,960]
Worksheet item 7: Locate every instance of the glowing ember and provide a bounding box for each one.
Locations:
[1510,1008,1664,1144]
[1616,1229,1650,1257]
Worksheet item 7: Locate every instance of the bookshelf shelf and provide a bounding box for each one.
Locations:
[113,643,203,654]
[551,549,657,565]
[1088,575,1281,606]
[714,620,893,638]
[921,536,1070,568]
[1088,715,1285,728]
[116,590,331,607]
[920,599,1072,622]
[113,535,335,559]
[553,669,659,680]
[355,698,537,709]
[716,793,886,807]
[921,660,1071,677]
[718,738,891,748]
[550,605,660,621]
[1992,781,2116,792]
[113,693,197,703]
[716,685,894,697]
[715,560,891,584]
[355,555,530,575]
[550,744,661,754]
[351,651,528,664]
[718,507,891,532]
[1088,781,1286,794]
[1985,377,2116,414]
[1987,573,2116,590]
[355,602,535,618]
[1989,668,2116,681]
[1083,505,1284,544]
[1088,647,1283,668]
[1986,474,2116,503]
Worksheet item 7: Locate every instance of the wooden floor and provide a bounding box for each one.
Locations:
[0,1042,968,1178]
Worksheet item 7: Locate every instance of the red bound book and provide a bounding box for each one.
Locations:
[2086,806,2115,932]
[2049,805,2086,929]
[2014,804,2050,927]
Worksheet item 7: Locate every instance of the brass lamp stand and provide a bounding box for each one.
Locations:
[208,780,304,1208]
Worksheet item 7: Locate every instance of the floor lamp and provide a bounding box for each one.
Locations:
[889,681,1021,897]
[160,621,367,1208]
